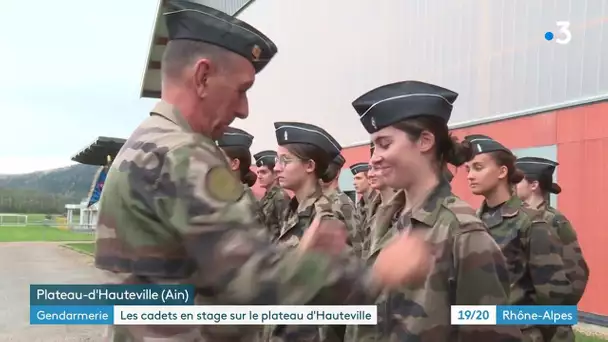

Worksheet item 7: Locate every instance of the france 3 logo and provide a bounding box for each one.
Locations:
[544,21,572,45]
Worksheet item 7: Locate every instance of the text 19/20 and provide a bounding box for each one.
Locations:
[457,309,490,321]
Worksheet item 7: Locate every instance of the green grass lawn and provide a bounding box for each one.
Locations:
[0,225,94,242]
[577,332,608,341]
[63,242,95,255]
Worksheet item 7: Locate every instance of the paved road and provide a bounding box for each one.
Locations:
[0,242,117,342]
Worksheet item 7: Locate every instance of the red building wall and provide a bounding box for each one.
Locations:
[338,101,608,318]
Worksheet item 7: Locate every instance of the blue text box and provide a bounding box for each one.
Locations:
[30,305,113,325]
[30,284,194,306]
[496,305,577,325]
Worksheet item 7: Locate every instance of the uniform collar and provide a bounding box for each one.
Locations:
[478,195,522,219]
[409,178,452,226]
[150,100,194,133]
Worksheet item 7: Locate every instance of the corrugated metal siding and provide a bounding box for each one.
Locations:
[231,0,608,150]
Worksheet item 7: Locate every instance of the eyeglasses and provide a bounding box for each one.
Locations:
[274,156,297,167]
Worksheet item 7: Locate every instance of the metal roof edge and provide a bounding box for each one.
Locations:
[139,0,165,99]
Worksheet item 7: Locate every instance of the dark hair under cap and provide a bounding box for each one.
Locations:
[516,156,562,194]
[464,134,511,155]
[253,150,276,168]
[349,162,369,175]
[216,127,253,148]
[164,0,278,73]
[352,80,458,134]
[274,121,342,160]
[332,154,346,168]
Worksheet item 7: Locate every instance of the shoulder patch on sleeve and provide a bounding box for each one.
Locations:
[206,166,244,203]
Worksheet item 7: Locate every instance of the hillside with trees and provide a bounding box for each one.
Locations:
[0,164,99,214]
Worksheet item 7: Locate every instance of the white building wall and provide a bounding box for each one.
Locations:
[220,0,608,152]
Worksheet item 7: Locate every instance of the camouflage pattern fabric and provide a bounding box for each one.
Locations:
[258,183,291,241]
[267,186,360,342]
[323,187,364,258]
[365,190,405,258]
[245,186,265,226]
[95,101,377,342]
[527,201,589,342]
[356,189,376,232]
[478,195,574,341]
[348,180,523,342]
[360,191,382,249]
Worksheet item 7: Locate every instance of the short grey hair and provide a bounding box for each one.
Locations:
[161,40,229,81]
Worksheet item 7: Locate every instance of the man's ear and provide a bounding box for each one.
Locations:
[193,58,212,98]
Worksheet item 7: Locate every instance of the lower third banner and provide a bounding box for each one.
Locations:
[30,305,377,325]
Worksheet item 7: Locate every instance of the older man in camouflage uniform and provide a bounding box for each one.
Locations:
[94,2,433,341]
[321,153,363,258]
[516,157,589,342]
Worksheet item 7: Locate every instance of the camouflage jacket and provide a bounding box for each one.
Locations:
[356,189,376,230]
[94,101,377,342]
[245,186,264,226]
[258,183,291,241]
[269,185,362,342]
[364,190,405,257]
[528,200,589,305]
[323,187,364,257]
[478,196,574,306]
[349,180,523,342]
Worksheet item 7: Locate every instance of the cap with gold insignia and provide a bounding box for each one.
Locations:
[274,122,342,160]
[464,134,511,156]
[254,150,277,167]
[216,127,253,148]
[515,157,561,194]
[352,80,458,133]
[164,0,278,73]
[332,154,346,168]
[349,162,370,175]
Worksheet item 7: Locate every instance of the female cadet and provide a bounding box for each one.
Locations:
[348,80,522,341]
[515,156,589,342]
[216,127,258,188]
[267,121,359,342]
[216,127,263,227]
[253,150,292,240]
[463,135,574,341]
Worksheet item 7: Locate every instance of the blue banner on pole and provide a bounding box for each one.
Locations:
[30,305,113,325]
[87,167,107,207]
[30,284,195,306]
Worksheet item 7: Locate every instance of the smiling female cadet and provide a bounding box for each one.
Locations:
[346,80,522,342]
[464,135,574,341]
[516,156,589,342]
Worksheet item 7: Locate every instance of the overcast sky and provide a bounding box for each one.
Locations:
[1,0,601,174]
